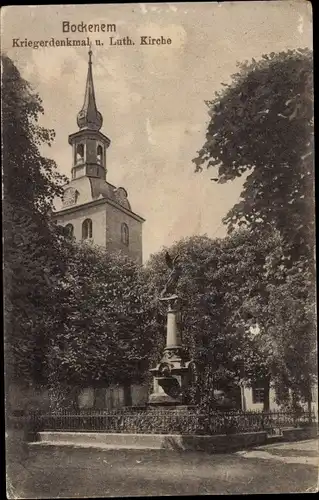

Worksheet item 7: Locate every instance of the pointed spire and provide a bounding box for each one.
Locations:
[77,48,103,131]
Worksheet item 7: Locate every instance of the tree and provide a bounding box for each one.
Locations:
[192,49,315,410]
[142,229,316,411]
[220,228,316,411]
[141,234,264,410]
[2,54,67,386]
[253,242,317,411]
[193,49,314,265]
[47,242,153,407]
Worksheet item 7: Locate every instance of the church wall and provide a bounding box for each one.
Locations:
[105,204,143,264]
[55,203,107,247]
[54,201,143,263]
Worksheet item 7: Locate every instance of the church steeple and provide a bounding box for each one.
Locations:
[68,49,110,181]
[77,49,103,131]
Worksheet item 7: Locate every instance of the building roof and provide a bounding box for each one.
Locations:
[89,178,131,211]
[76,49,103,131]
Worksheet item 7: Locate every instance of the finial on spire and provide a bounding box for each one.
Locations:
[77,48,103,131]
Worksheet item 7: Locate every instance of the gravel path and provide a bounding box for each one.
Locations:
[237,438,319,467]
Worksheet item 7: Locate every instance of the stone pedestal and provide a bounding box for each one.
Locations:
[148,295,192,406]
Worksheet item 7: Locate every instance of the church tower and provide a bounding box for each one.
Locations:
[53,50,144,264]
[68,49,110,182]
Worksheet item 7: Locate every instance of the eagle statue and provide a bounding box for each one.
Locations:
[161,251,181,297]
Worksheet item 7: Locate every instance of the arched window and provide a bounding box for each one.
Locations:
[97,144,103,164]
[82,218,93,240]
[76,143,84,164]
[121,223,129,246]
[64,223,74,239]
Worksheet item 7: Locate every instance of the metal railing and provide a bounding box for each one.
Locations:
[25,408,316,436]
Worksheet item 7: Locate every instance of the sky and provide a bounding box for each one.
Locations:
[1,2,312,262]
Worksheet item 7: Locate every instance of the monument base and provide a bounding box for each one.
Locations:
[148,392,181,406]
[148,292,194,408]
[148,355,193,407]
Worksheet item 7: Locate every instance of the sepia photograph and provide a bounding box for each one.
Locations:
[2,1,317,497]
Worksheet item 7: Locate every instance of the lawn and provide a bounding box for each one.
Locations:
[6,445,318,498]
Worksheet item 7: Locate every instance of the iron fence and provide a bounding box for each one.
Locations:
[26,408,316,436]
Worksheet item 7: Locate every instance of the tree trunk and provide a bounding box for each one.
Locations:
[292,390,299,412]
[240,385,247,411]
[239,362,246,411]
[70,386,80,410]
[263,377,270,411]
[123,383,132,407]
[307,397,312,416]
[306,384,313,416]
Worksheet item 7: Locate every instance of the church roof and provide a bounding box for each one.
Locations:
[77,49,103,131]
[54,176,144,222]
[55,176,136,215]
[89,178,132,211]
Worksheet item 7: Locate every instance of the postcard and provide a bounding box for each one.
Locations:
[2,2,317,497]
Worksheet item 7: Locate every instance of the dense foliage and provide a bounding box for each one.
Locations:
[191,48,315,409]
[2,54,67,384]
[141,234,268,409]
[193,49,314,265]
[48,243,153,393]
[142,229,316,410]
